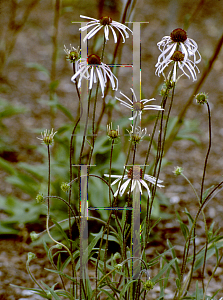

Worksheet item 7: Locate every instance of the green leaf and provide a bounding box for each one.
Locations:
[51,218,70,245]
[44,268,76,283]
[0,98,27,119]
[176,211,189,240]
[40,281,61,300]
[152,258,176,283]
[57,253,61,271]
[119,279,137,298]
[26,62,50,78]
[0,158,17,175]
[0,222,19,235]
[76,227,104,271]
[6,173,40,197]
[97,287,117,300]
[167,239,180,279]
[202,185,215,203]
[56,103,75,121]
[49,80,60,91]
[10,284,48,298]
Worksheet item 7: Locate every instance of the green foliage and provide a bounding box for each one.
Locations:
[0,98,27,153]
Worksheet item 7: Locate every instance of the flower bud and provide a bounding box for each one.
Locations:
[27,252,36,263]
[36,194,44,203]
[195,92,208,105]
[144,279,155,290]
[64,45,80,63]
[30,231,39,242]
[173,166,183,176]
[107,123,120,140]
[61,182,70,193]
[37,129,57,146]
[115,264,122,272]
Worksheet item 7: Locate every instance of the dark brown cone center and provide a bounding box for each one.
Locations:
[170,28,187,43]
[88,54,101,65]
[100,16,112,26]
[171,51,185,62]
[133,101,144,111]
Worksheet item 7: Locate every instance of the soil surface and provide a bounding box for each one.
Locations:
[0,0,223,299]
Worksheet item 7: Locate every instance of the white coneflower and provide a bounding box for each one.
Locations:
[104,166,164,197]
[115,88,163,120]
[71,54,118,98]
[156,28,201,65]
[155,50,200,82]
[79,15,133,43]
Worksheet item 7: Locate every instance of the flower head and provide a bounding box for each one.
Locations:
[27,252,36,263]
[71,54,118,98]
[107,123,120,140]
[115,88,163,120]
[195,92,208,105]
[104,166,164,197]
[127,125,147,144]
[64,44,80,63]
[30,231,39,242]
[156,50,200,82]
[144,280,155,290]
[61,182,71,193]
[157,28,201,65]
[79,15,133,43]
[173,166,183,176]
[37,129,57,146]
[36,193,45,203]
[115,264,123,272]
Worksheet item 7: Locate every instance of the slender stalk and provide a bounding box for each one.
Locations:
[200,101,212,292]
[200,102,212,203]
[143,66,174,253]
[68,61,82,249]
[203,251,223,300]
[173,181,223,299]
[46,145,76,282]
[148,80,176,235]
[50,0,60,128]
[39,215,117,236]
[78,89,92,164]
[26,259,45,293]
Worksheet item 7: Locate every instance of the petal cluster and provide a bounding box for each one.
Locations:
[37,129,57,146]
[156,51,200,82]
[79,15,133,43]
[157,28,201,65]
[71,57,118,97]
[115,88,163,120]
[104,167,164,197]
[155,28,201,81]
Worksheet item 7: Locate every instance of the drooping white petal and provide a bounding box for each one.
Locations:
[119,179,131,196]
[109,25,118,43]
[83,25,103,42]
[140,179,151,197]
